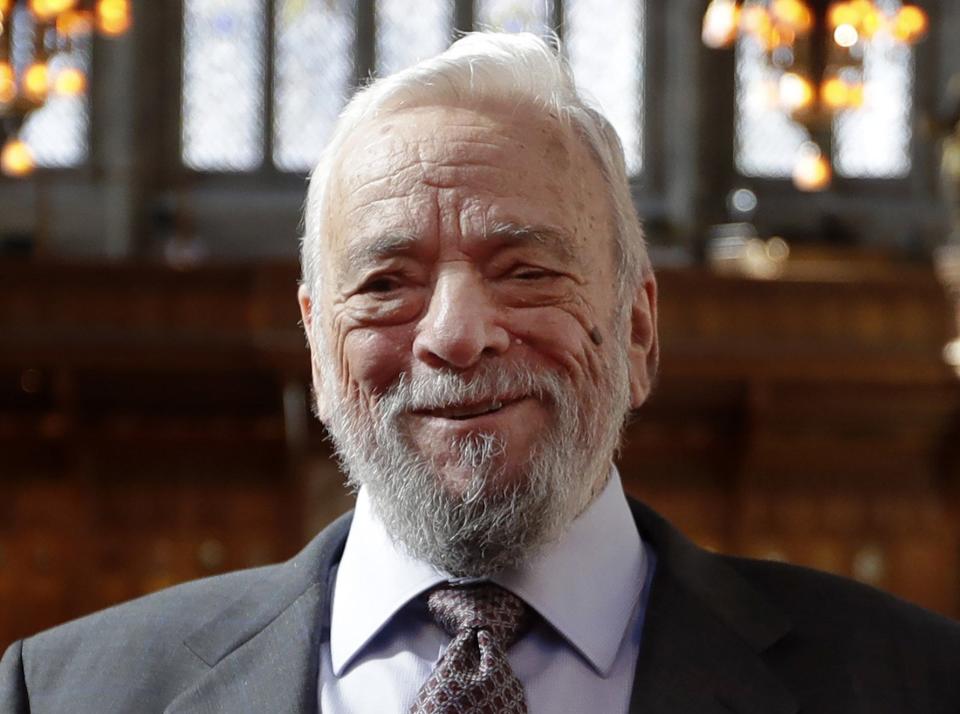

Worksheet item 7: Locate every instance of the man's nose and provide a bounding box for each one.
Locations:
[413,269,511,370]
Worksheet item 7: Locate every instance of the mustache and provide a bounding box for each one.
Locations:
[377,364,566,415]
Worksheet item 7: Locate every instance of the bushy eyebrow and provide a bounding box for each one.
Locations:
[340,221,577,278]
[341,234,419,275]
[482,220,577,265]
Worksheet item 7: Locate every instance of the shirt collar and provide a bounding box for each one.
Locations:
[329,467,646,677]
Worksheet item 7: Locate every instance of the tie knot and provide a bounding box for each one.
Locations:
[427,584,529,648]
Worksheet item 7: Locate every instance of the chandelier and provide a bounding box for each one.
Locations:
[702,0,928,191]
[0,0,132,177]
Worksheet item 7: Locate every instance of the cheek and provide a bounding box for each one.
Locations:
[341,325,413,394]
[505,308,600,381]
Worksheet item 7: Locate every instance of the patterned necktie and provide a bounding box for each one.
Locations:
[409,583,531,714]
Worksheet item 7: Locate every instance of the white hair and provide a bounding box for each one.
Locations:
[300,31,647,302]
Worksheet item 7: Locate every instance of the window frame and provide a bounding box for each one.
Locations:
[0,26,101,186]
[720,5,943,207]
[173,0,654,185]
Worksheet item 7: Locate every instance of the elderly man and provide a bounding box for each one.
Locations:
[2,32,959,714]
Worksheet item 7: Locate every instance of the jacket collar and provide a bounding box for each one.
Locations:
[626,498,797,714]
[165,512,351,714]
[166,500,797,714]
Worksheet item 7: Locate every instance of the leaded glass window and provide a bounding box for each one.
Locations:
[735,35,809,177]
[182,0,267,171]
[180,0,647,178]
[273,0,354,171]
[474,0,555,36]
[12,5,91,168]
[735,23,916,179]
[565,0,645,175]
[833,32,913,178]
[375,0,452,76]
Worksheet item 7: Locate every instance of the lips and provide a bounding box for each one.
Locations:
[414,397,519,421]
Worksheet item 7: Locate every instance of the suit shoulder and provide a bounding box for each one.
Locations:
[720,553,960,643]
[24,562,281,674]
[15,563,288,711]
[23,513,352,666]
[11,517,353,713]
[40,563,278,642]
[710,554,960,709]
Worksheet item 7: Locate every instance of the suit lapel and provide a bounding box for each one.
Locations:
[161,496,798,713]
[166,513,352,714]
[627,500,798,714]
[165,583,324,714]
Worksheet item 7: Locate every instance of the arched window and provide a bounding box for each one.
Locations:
[10,4,91,169]
[735,23,915,179]
[180,0,647,178]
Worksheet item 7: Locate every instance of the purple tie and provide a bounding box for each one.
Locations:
[409,584,530,714]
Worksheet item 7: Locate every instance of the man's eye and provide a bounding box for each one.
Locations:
[511,267,552,281]
[360,276,400,294]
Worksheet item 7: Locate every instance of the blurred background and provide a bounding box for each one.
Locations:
[3,0,960,650]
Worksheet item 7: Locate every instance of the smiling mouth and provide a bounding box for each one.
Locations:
[415,398,520,421]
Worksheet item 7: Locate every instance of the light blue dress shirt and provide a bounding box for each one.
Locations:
[318,468,653,713]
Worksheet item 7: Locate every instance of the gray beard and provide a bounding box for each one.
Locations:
[319,345,630,577]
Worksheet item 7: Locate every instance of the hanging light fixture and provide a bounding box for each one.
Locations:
[0,0,131,177]
[702,0,928,191]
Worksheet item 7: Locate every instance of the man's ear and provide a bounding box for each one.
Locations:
[627,272,659,409]
[298,285,329,423]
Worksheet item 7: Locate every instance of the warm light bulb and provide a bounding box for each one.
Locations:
[846,82,864,108]
[772,0,812,32]
[893,5,928,43]
[0,0,14,14]
[96,0,132,36]
[57,8,93,36]
[54,66,86,95]
[23,62,49,102]
[793,151,831,191]
[1,138,35,177]
[28,0,49,17]
[821,76,849,109]
[769,27,783,48]
[822,77,864,109]
[860,8,882,38]
[779,72,815,112]
[741,5,773,42]
[944,339,960,375]
[0,61,15,104]
[702,0,739,49]
[828,2,856,29]
[834,23,859,47]
[849,0,874,23]
[29,0,77,20]
[766,236,791,262]
[775,26,797,47]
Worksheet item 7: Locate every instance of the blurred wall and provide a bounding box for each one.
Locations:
[2,0,960,650]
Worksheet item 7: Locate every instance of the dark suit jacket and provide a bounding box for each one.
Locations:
[2,498,959,713]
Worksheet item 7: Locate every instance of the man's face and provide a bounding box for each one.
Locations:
[300,103,656,574]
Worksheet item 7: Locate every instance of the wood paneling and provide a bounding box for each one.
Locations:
[1,260,958,650]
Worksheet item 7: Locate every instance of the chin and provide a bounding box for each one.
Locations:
[323,351,632,575]
[440,470,534,506]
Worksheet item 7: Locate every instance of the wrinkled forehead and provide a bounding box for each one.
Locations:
[336,104,574,189]
[352,99,573,151]
[321,102,609,252]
